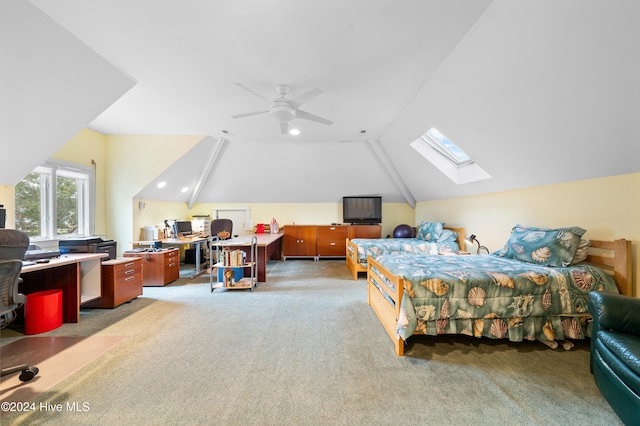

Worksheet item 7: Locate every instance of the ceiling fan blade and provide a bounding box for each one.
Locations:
[296,109,333,125]
[231,110,269,119]
[235,82,271,102]
[290,87,323,108]
[280,121,289,134]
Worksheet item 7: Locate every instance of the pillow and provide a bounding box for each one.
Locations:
[498,225,586,267]
[415,221,444,241]
[437,229,458,243]
[570,238,591,264]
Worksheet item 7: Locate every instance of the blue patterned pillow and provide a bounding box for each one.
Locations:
[437,229,458,242]
[498,225,586,267]
[415,221,444,241]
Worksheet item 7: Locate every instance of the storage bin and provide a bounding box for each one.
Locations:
[217,267,244,283]
[24,289,63,334]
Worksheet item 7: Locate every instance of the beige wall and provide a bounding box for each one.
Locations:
[133,201,415,240]
[415,172,640,297]
[0,185,15,228]
[105,134,204,253]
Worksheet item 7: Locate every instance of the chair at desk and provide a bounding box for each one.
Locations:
[210,218,233,241]
[0,229,39,382]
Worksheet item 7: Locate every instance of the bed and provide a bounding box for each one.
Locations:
[367,227,632,356]
[346,225,466,280]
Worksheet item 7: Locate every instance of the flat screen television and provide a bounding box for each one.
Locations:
[342,196,382,224]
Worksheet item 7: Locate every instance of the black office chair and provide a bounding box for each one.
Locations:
[210,219,233,241]
[0,229,39,382]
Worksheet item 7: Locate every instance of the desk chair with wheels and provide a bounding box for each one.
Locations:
[0,229,39,382]
[208,219,233,268]
[210,218,233,241]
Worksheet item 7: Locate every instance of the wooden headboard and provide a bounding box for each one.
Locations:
[445,226,466,252]
[585,239,632,296]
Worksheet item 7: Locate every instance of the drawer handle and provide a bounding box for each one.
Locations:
[124,276,135,282]
[329,227,336,230]
[124,262,135,268]
[124,269,135,275]
[169,263,176,268]
[330,242,336,246]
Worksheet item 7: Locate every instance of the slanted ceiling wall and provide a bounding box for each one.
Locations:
[379,0,640,202]
[0,1,135,186]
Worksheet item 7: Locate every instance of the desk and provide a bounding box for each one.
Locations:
[134,236,208,279]
[20,253,107,323]
[211,233,283,282]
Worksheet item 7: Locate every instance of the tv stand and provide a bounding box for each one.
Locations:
[283,224,381,260]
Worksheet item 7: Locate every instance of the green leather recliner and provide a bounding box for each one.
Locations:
[588,291,640,425]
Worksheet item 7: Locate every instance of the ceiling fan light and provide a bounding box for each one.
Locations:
[270,102,295,122]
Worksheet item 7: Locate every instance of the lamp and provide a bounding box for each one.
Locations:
[466,234,489,254]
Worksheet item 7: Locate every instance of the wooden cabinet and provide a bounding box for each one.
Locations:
[283,226,317,259]
[317,225,349,257]
[284,224,381,259]
[124,248,180,286]
[84,257,142,308]
[349,224,382,239]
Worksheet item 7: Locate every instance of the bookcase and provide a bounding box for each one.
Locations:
[210,236,257,291]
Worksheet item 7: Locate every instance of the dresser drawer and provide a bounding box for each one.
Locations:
[317,240,346,256]
[317,226,348,240]
[113,260,141,281]
[165,250,179,265]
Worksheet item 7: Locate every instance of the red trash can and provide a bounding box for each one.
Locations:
[24,289,63,335]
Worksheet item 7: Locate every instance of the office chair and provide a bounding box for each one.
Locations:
[210,219,233,241]
[0,229,39,382]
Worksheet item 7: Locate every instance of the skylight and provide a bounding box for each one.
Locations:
[423,128,471,165]
[410,128,491,185]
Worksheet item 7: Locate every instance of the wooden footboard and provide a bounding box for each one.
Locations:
[367,255,406,356]
[586,239,632,296]
[346,238,367,280]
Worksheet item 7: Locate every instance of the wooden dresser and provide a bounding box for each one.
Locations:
[284,224,381,260]
[84,257,142,308]
[124,248,180,286]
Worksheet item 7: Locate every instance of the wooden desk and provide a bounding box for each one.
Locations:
[211,233,283,282]
[20,253,107,323]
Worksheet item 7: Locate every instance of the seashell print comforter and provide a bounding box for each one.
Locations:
[349,238,460,263]
[370,253,619,342]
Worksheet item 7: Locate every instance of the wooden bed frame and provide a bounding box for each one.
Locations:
[367,238,632,356]
[346,226,466,280]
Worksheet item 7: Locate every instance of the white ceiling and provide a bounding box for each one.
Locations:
[5,1,640,204]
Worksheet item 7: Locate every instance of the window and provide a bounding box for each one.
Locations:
[410,127,490,185]
[422,128,472,165]
[15,160,94,240]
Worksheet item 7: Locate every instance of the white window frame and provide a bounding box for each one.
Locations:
[411,127,491,185]
[18,160,95,242]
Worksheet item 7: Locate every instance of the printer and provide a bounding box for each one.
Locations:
[58,237,117,260]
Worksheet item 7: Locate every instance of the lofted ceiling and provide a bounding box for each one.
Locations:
[4,1,640,205]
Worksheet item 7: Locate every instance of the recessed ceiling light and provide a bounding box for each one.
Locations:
[289,128,300,136]
[156,181,167,189]
[181,187,189,193]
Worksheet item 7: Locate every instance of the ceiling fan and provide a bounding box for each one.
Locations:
[231,83,332,134]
